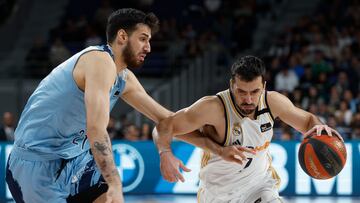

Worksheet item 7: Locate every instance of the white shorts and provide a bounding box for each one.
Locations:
[197,170,283,203]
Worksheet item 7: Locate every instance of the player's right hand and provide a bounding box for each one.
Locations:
[160,151,191,182]
[219,146,256,165]
[105,185,124,203]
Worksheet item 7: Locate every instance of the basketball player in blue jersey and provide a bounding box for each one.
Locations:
[5,8,246,203]
[154,56,344,203]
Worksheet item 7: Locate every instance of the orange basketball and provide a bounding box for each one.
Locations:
[298,133,347,179]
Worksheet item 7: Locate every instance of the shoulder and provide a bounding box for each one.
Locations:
[74,50,116,90]
[198,95,223,106]
[79,50,114,66]
[188,95,224,114]
[267,91,292,103]
[267,91,294,117]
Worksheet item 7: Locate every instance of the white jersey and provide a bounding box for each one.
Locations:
[199,89,280,199]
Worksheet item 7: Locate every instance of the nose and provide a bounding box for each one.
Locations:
[144,41,151,53]
[244,95,252,104]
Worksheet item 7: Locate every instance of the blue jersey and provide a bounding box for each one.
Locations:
[14,45,126,160]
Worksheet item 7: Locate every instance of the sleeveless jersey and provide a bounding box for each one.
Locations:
[14,45,127,160]
[199,89,280,195]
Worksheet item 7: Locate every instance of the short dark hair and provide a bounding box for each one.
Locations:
[231,55,266,83]
[106,8,160,43]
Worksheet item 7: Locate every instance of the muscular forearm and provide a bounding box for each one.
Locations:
[89,130,122,188]
[175,131,222,156]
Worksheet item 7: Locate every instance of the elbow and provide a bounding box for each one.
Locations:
[156,117,175,137]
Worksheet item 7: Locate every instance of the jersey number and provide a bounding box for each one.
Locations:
[244,146,254,169]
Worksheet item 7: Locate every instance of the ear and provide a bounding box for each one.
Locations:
[229,78,234,90]
[116,29,128,45]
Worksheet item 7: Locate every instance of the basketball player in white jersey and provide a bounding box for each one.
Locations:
[154,56,343,202]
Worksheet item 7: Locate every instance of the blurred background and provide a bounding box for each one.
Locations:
[0,0,359,202]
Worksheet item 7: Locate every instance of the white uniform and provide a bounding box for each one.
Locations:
[198,89,283,203]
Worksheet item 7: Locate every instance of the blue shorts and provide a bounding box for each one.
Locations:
[6,146,108,203]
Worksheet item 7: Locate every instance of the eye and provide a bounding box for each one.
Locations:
[251,90,260,94]
[237,90,246,96]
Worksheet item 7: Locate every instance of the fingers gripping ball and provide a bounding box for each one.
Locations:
[298,133,347,179]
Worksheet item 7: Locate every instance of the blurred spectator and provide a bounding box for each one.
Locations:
[327,114,349,139]
[93,0,114,32]
[351,113,360,139]
[289,54,305,79]
[49,38,71,67]
[0,112,16,142]
[280,126,293,141]
[123,124,140,141]
[315,72,331,101]
[290,87,303,108]
[328,86,341,112]
[25,37,50,78]
[343,90,357,113]
[84,25,103,47]
[140,123,152,140]
[299,64,315,92]
[204,0,221,13]
[335,71,350,95]
[311,50,332,77]
[302,86,320,110]
[274,66,299,92]
[335,101,353,126]
[107,116,119,140]
[318,101,330,121]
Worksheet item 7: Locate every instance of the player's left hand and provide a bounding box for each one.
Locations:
[303,124,344,142]
[159,151,191,182]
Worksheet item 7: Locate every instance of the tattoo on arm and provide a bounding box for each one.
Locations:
[93,135,112,156]
[91,134,121,185]
[94,142,111,156]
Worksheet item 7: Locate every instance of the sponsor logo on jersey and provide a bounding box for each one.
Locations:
[260,122,272,132]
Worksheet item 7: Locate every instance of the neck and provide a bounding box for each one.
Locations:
[109,43,127,73]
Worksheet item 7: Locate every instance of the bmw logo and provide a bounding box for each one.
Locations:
[112,144,145,192]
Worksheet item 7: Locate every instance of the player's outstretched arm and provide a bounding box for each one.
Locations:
[121,70,173,123]
[80,52,124,203]
[155,96,219,156]
[268,91,343,141]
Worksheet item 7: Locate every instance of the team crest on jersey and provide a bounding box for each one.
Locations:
[112,144,145,192]
[232,122,242,136]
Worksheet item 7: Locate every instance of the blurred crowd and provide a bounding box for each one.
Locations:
[24,0,267,77]
[1,0,359,142]
[264,0,360,140]
[0,112,153,142]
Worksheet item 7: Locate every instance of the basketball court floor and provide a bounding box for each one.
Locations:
[5,195,360,202]
[124,195,360,203]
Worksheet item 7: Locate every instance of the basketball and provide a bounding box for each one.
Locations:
[298,133,347,180]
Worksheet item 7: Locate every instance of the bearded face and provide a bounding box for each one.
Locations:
[121,24,151,68]
[123,42,145,68]
[230,76,264,116]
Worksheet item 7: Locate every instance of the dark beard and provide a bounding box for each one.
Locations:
[239,108,255,115]
[238,104,256,115]
[123,43,144,68]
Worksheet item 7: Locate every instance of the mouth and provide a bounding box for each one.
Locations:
[240,105,255,110]
[139,54,146,61]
